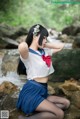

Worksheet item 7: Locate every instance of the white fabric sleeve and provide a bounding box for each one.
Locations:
[20,55,29,63]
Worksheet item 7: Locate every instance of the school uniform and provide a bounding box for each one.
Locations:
[16,48,55,114]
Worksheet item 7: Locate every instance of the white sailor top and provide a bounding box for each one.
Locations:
[20,48,55,80]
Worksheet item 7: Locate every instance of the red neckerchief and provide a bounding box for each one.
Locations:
[42,55,51,67]
[29,48,51,67]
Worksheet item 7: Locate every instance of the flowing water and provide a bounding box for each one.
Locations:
[0,50,26,89]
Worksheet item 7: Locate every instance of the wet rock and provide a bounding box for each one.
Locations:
[48,28,61,39]
[0,81,18,94]
[1,49,19,75]
[16,35,27,43]
[65,110,80,119]
[62,25,80,36]
[0,80,80,119]
[0,91,26,119]
[0,23,28,49]
[49,79,80,119]
[51,49,80,81]
[58,34,74,43]
[0,23,28,39]
[0,81,20,118]
[0,36,18,49]
[48,85,55,95]
[72,36,80,48]
[47,28,62,44]
[0,81,19,116]
[0,92,8,110]
[57,79,80,109]
[59,78,80,92]
[9,109,26,119]
[71,91,80,109]
[1,95,17,111]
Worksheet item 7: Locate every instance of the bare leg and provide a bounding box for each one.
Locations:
[47,96,70,110]
[35,99,64,119]
[19,112,57,119]
[19,99,64,119]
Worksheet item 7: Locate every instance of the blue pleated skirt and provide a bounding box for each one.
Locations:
[16,80,48,114]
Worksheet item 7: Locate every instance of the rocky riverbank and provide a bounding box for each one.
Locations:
[0,24,80,119]
[0,79,80,119]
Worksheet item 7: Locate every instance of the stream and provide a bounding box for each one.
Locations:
[0,52,26,89]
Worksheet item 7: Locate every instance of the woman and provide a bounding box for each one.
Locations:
[16,24,70,119]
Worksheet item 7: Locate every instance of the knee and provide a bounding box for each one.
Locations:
[56,110,64,119]
[64,99,70,109]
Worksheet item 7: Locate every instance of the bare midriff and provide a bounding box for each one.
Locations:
[33,77,48,83]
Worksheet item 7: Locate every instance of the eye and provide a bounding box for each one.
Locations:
[43,36,47,39]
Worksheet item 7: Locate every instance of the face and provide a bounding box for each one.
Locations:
[38,36,47,49]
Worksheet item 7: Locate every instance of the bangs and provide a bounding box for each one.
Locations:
[38,28,49,46]
[41,28,49,37]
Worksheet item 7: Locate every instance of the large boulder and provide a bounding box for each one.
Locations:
[72,35,80,48]
[62,25,80,36]
[0,79,80,119]
[0,23,28,39]
[1,49,19,75]
[0,24,28,49]
[58,34,74,43]
[0,81,19,112]
[55,79,80,119]
[51,49,80,81]
[0,81,18,94]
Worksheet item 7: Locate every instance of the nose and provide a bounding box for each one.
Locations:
[44,39,47,44]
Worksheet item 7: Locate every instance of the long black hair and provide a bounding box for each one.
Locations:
[17,24,49,75]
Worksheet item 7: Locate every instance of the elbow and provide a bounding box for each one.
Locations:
[18,42,29,59]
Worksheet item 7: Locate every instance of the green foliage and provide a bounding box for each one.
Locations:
[0,0,80,30]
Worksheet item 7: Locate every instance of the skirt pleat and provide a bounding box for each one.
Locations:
[16,80,48,114]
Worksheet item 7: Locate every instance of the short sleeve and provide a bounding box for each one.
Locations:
[20,55,29,63]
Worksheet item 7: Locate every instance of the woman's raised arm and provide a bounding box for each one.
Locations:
[44,42,65,53]
[18,42,29,59]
